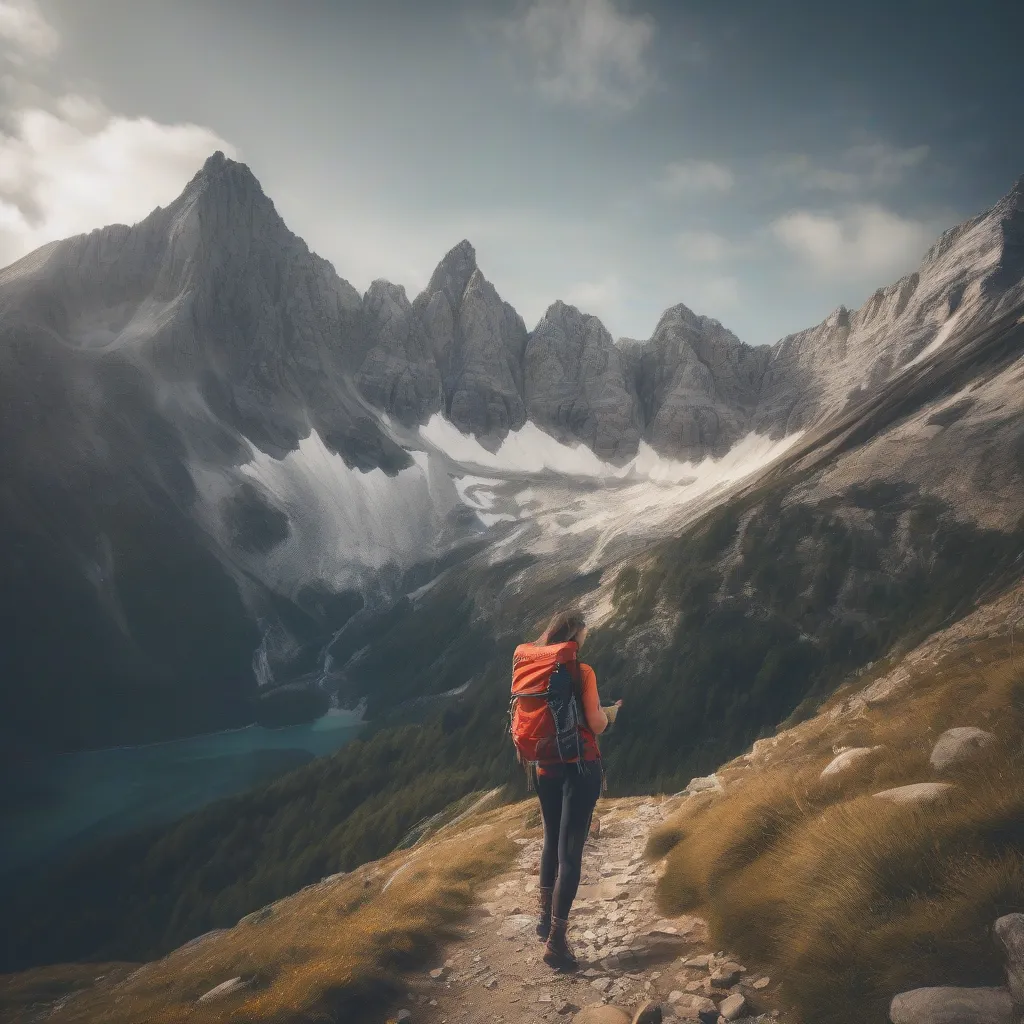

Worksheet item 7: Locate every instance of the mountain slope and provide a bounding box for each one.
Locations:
[1,155,1023,766]
[6,261,1023,975]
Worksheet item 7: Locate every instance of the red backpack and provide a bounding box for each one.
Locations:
[509,641,584,766]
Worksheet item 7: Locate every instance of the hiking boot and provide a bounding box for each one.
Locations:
[631,1000,663,1024]
[536,886,553,941]
[542,916,579,971]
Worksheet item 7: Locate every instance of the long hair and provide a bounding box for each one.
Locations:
[536,608,586,646]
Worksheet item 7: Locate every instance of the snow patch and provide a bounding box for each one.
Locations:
[194,430,460,595]
[420,415,619,477]
[420,414,799,487]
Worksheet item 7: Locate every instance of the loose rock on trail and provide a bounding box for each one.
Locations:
[392,796,786,1024]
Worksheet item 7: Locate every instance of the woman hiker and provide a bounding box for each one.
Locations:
[509,609,622,971]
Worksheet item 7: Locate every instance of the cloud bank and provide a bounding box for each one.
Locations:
[505,0,655,111]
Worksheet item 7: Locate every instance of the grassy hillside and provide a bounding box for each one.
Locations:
[646,591,1024,1024]
[1,799,521,1024]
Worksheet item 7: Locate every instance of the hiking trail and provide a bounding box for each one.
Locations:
[394,795,790,1024]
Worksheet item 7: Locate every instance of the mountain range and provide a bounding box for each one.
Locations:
[1,151,1023,758]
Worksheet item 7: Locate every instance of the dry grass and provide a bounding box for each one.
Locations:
[648,632,1024,1024]
[0,963,137,1024]
[12,801,521,1024]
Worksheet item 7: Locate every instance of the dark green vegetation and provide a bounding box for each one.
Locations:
[3,685,514,970]
[5,464,1023,973]
[590,481,1024,792]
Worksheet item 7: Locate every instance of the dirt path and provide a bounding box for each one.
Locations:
[395,796,788,1024]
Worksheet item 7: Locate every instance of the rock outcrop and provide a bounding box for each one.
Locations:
[356,279,442,427]
[525,301,643,461]
[629,305,770,461]
[412,241,529,445]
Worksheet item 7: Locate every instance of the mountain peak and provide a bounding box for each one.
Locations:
[201,150,232,173]
[423,239,478,307]
[825,304,852,329]
[165,149,279,241]
[993,173,1024,217]
[190,150,265,197]
[541,299,601,325]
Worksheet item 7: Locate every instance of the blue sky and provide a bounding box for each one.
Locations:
[1,0,1022,345]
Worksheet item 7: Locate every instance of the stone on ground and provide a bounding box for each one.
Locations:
[889,985,1013,1024]
[498,913,536,938]
[929,727,996,772]
[683,775,723,796]
[873,782,954,805]
[197,977,246,1002]
[711,962,743,987]
[670,993,718,1019]
[573,1005,631,1024]
[994,914,1024,1010]
[718,992,748,1020]
[820,746,879,777]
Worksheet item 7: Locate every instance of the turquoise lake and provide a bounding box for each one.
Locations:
[1,709,363,876]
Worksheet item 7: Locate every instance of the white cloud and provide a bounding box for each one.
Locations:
[0,96,238,267]
[771,203,935,278]
[0,0,58,61]
[505,0,655,111]
[658,159,734,196]
[771,141,930,194]
[674,229,731,262]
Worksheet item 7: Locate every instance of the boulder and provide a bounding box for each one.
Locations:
[873,783,954,805]
[994,914,1024,1010]
[685,775,724,796]
[718,993,749,1021]
[573,1005,631,1024]
[711,962,743,987]
[929,727,996,772]
[821,746,880,778]
[889,986,1013,1024]
[670,994,718,1019]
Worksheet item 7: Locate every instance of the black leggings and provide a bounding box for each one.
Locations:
[535,759,602,919]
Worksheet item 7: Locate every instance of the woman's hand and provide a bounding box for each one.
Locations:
[602,699,623,725]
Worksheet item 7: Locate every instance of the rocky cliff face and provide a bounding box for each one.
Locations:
[3,152,1024,754]
[524,300,642,461]
[629,304,771,460]
[353,175,1024,465]
[755,176,1024,438]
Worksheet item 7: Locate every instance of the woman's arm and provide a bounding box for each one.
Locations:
[580,664,610,735]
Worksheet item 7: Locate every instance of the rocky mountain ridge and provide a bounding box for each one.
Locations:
[353,168,1024,462]
[2,151,1023,756]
